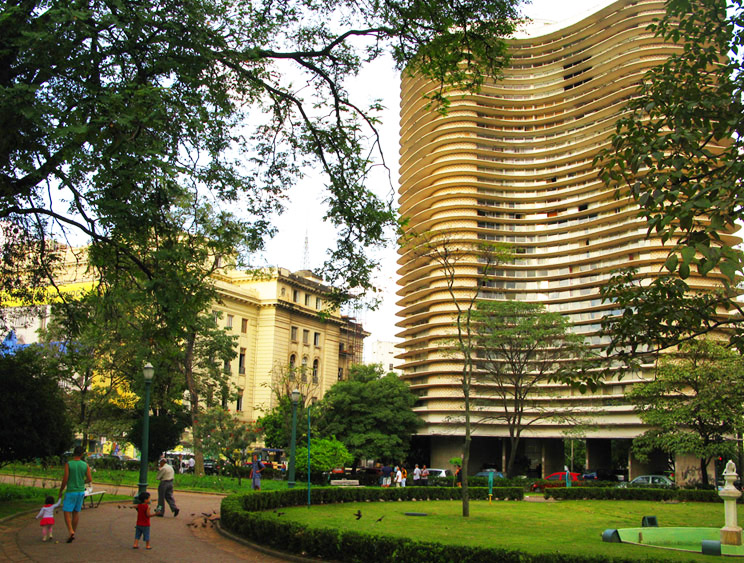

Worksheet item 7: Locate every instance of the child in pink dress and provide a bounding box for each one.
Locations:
[36,495,62,541]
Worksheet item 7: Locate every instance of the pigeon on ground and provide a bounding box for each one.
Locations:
[354,510,362,520]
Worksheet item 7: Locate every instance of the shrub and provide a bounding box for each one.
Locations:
[0,483,46,501]
[222,486,654,563]
[544,486,732,502]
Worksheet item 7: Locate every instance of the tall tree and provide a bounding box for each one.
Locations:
[402,231,511,516]
[627,339,744,487]
[596,0,744,357]
[1,0,523,308]
[42,294,137,447]
[0,346,73,466]
[473,300,600,477]
[314,364,420,467]
[86,196,241,476]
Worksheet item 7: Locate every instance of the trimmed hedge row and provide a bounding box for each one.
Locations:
[236,486,523,511]
[545,487,732,502]
[221,487,649,563]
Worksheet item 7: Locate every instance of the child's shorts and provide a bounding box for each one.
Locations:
[135,525,150,541]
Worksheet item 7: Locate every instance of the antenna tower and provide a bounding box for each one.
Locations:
[303,230,310,270]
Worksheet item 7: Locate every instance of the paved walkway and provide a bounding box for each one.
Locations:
[0,476,288,562]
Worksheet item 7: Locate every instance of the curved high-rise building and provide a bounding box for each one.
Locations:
[396,0,738,478]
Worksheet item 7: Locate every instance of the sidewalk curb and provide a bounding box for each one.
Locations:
[216,520,324,563]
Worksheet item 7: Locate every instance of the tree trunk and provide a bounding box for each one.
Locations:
[184,333,205,476]
[700,457,710,487]
[461,378,471,517]
[462,431,471,517]
[506,434,521,478]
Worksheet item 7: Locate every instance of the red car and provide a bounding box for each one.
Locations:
[530,472,581,492]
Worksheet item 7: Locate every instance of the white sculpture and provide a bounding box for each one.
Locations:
[719,460,742,546]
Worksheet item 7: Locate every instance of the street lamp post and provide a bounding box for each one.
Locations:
[307,403,312,507]
[287,389,301,489]
[137,362,155,497]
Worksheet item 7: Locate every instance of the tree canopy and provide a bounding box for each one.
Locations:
[627,340,744,486]
[472,300,598,477]
[314,364,420,464]
[1,0,523,307]
[596,0,744,357]
[0,346,73,466]
[295,436,353,474]
[194,406,262,485]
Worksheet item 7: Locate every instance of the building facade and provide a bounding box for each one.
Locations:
[210,266,368,421]
[6,248,367,429]
[396,0,738,478]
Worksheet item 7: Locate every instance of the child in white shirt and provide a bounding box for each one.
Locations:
[36,495,62,541]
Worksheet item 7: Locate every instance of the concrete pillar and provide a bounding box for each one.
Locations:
[429,435,463,470]
[542,438,564,477]
[586,438,612,471]
[675,453,715,487]
[628,449,668,480]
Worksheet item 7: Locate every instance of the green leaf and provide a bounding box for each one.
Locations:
[665,254,678,272]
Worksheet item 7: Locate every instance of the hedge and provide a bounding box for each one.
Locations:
[544,487,735,502]
[221,487,650,563]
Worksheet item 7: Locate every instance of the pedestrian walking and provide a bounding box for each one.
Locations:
[412,464,421,486]
[394,466,402,487]
[155,458,179,517]
[250,453,265,490]
[36,495,62,542]
[421,465,429,486]
[381,464,392,487]
[401,466,407,487]
[133,491,154,550]
[58,445,92,543]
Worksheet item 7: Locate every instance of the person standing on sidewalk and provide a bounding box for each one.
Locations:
[58,446,92,543]
[133,491,154,550]
[155,458,179,517]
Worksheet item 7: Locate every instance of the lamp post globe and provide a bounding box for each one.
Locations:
[287,389,301,489]
[137,362,155,497]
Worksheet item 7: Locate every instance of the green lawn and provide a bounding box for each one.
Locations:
[0,483,131,519]
[1,464,289,494]
[270,499,742,561]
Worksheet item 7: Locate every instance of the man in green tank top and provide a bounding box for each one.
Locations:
[59,445,92,543]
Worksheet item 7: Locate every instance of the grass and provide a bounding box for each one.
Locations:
[0,483,131,519]
[0,463,290,494]
[270,499,744,561]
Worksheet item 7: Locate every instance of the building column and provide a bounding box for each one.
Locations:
[542,438,564,477]
[675,453,715,487]
[628,448,668,480]
[429,435,463,470]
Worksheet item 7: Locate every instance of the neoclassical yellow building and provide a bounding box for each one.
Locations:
[210,266,367,421]
[396,0,738,478]
[7,247,367,428]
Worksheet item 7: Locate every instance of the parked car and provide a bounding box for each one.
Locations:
[530,471,581,492]
[581,469,619,481]
[203,458,221,475]
[87,453,125,469]
[427,468,452,479]
[622,474,675,488]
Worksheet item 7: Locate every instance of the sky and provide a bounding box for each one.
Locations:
[256,0,616,352]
